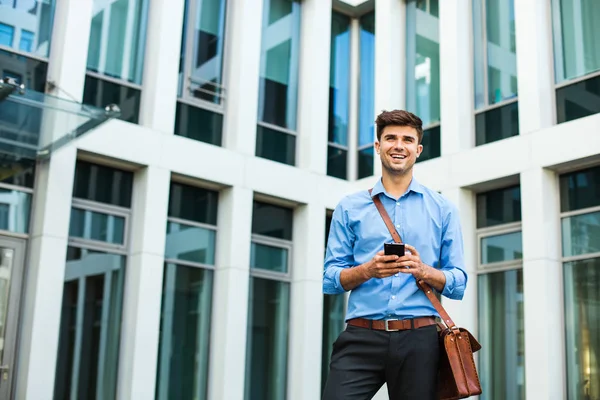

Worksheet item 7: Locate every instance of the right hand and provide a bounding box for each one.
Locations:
[362,250,403,279]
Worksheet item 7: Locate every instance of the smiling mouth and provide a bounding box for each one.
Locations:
[390,154,407,160]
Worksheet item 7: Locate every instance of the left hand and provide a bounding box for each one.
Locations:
[395,244,430,281]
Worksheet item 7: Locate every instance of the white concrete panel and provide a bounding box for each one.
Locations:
[138,0,185,133]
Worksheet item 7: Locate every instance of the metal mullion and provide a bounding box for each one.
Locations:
[164,258,215,270]
[182,0,199,103]
[562,252,600,264]
[423,121,441,130]
[0,45,49,62]
[178,95,225,113]
[95,270,113,400]
[357,142,374,151]
[67,240,128,256]
[555,69,600,89]
[0,230,28,240]
[71,198,131,217]
[251,235,293,249]
[256,121,298,136]
[476,222,522,236]
[250,268,291,283]
[157,264,176,400]
[328,142,349,151]
[481,0,489,108]
[477,261,523,274]
[167,216,218,231]
[70,276,86,400]
[560,205,600,219]
[0,182,34,194]
[85,71,143,90]
[474,97,519,115]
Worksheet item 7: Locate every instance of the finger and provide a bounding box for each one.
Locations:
[395,261,416,268]
[376,254,400,262]
[404,244,420,257]
[376,250,385,256]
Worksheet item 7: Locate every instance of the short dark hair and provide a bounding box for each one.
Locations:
[375,110,423,143]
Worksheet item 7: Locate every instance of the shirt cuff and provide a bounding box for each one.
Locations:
[441,269,456,298]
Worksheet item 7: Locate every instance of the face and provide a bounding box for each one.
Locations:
[374,125,423,176]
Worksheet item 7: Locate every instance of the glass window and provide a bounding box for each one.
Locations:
[73,161,134,208]
[473,0,518,108]
[174,101,223,146]
[179,0,228,104]
[0,1,55,57]
[357,11,375,179]
[168,182,218,225]
[406,0,440,127]
[562,212,600,257]
[416,125,441,163]
[251,242,288,273]
[83,75,141,124]
[328,12,351,180]
[0,50,48,92]
[165,221,216,265]
[475,101,519,146]
[156,263,213,400]
[480,231,523,264]
[69,208,126,245]
[321,293,345,393]
[245,277,290,400]
[0,188,31,234]
[478,269,525,400]
[87,0,149,84]
[559,166,600,212]
[552,0,600,83]
[256,125,296,166]
[556,74,600,124]
[477,186,521,228]
[252,202,293,240]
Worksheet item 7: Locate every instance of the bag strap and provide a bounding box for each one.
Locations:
[369,188,459,331]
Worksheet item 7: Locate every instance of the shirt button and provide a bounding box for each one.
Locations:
[395,273,399,277]
[396,202,400,206]
[396,224,401,228]
[391,295,396,299]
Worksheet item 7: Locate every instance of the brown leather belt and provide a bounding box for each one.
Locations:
[347,317,436,332]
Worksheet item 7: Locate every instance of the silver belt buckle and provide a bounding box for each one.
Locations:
[385,319,400,331]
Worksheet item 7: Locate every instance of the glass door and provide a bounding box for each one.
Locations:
[0,236,26,399]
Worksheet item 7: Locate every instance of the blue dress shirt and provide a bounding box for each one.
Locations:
[323,178,468,321]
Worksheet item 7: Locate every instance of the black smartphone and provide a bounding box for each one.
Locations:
[384,242,405,257]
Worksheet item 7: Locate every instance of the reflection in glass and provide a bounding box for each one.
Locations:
[560,166,600,213]
[245,278,290,400]
[255,125,296,166]
[563,258,600,400]
[87,0,149,84]
[475,101,519,145]
[321,294,345,393]
[175,101,223,146]
[480,231,523,264]
[478,269,525,400]
[0,247,15,360]
[168,182,218,225]
[358,147,374,179]
[54,247,126,400]
[358,12,375,147]
[553,0,600,83]
[0,0,56,57]
[329,13,351,148]
[179,0,227,103]
[69,208,125,245]
[0,51,48,91]
[165,221,216,265]
[83,74,141,124]
[556,74,600,123]
[251,242,288,273]
[156,263,213,400]
[417,125,441,162]
[73,161,134,208]
[257,0,301,130]
[327,146,347,180]
[406,0,440,126]
[562,212,600,257]
[252,202,293,240]
[0,188,31,234]
[473,0,517,108]
[477,186,521,228]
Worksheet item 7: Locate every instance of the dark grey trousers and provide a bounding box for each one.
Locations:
[322,323,439,400]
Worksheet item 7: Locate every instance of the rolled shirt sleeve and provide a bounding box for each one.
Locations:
[323,201,355,295]
[439,202,468,300]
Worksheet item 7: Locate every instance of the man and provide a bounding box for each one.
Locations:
[322,110,467,400]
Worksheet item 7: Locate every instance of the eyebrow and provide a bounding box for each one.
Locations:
[383,133,417,141]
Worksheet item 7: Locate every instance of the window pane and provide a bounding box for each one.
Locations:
[87,0,149,84]
[0,188,31,234]
[156,263,213,400]
[0,158,35,188]
[256,125,296,166]
[556,75,600,124]
[358,12,375,147]
[0,51,48,92]
[560,166,600,212]
[358,147,374,179]
[168,182,218,225]
[175,102,223,146]
[477,186,522,228]
[475,101,519,145]
[329,13,351,147]
[257,0,301,130]
[181,0,228,104]
[73,161,134,208]
[245,278,290,400]
[563,258,600,400]
[0,1,56,57]
[416,125,440,162]
[480,231,523,264]
[406,0,440,126]
[553,0,600,82]
[69,208,126,245]
[55,248,126,399]
[321,294,345,393]
[478,269,525,400]
[83,75,141,124]
[562,212,600,257]
[251,242,288,273]
[252,201,293,240]
[165,221,216,265]
[327,146,347,180]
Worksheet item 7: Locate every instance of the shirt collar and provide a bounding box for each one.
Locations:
[370,177,424,199]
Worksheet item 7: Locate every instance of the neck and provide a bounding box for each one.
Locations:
[381,169,413,198]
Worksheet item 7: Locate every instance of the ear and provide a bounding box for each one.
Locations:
[375,140,381,154]
[416,144,423,157]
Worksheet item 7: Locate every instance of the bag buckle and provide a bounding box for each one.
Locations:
[384,319,400,331]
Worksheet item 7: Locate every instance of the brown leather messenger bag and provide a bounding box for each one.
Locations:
[370,190,483,400]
